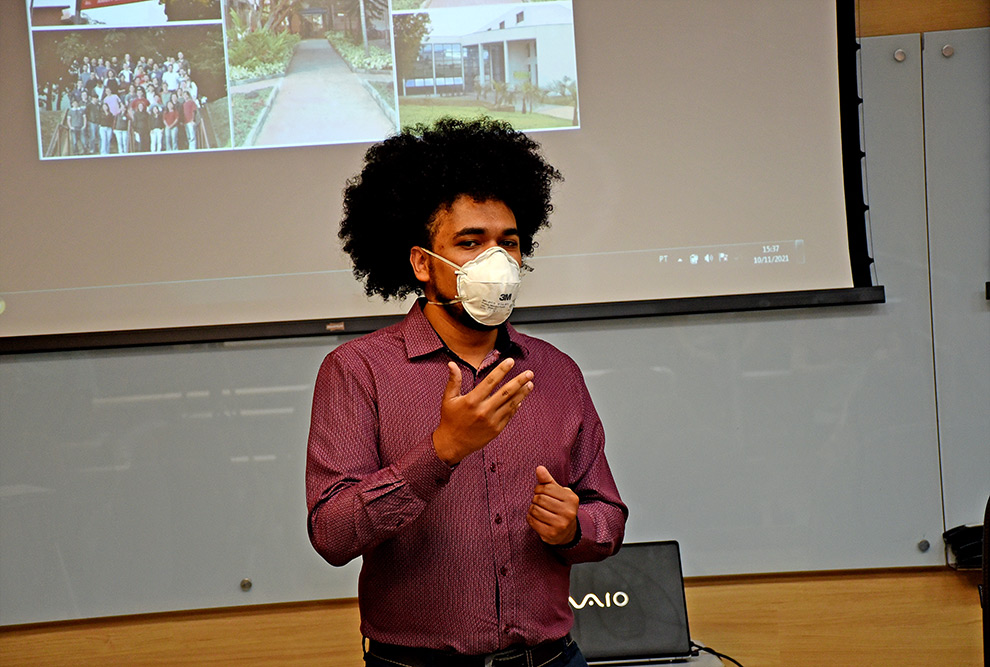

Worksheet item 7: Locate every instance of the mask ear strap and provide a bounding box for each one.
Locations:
[417,247,463,273]
[416,247,464,306]
[426,296,463,306]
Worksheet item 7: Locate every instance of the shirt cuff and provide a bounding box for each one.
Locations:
[552,507,597,562]
[394,434,455,502]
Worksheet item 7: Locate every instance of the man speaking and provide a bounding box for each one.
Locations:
[306,117,627,667]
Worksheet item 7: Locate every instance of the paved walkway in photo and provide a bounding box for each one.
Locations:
[252,39,395,147]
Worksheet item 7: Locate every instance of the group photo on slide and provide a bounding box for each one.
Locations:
[29,0,228,158]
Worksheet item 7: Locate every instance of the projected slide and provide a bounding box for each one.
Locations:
[26,0,579,159]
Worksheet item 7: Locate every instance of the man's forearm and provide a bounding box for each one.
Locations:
[307,434,452,566]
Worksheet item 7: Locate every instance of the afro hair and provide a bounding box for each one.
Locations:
[338,117,563,301]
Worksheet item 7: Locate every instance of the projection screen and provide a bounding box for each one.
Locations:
[0,0,881,352]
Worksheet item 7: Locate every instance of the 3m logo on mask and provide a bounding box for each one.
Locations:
[499,293,512,301]
[568,591,629,609]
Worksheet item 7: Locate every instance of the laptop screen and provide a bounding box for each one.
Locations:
[568,541,693,663]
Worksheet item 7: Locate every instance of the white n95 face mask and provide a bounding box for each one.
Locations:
[419,246,522,326]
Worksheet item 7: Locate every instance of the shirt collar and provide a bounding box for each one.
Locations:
[401,299,526,361]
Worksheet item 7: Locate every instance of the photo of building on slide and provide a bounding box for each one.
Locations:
[227,0,397,148]
[393,1,578,131]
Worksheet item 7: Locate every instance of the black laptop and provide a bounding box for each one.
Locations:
[568,541,696,665]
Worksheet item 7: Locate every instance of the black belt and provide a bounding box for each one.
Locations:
[365,634,573,667]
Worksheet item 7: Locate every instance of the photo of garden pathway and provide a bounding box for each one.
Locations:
[233,39,396,148]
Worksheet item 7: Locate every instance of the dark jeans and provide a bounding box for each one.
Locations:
[363,638,588,667]
[69,127,85,155]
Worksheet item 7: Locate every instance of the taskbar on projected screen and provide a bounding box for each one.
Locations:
[652,240,806,268]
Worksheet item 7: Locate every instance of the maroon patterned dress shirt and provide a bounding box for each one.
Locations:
[306,301,627,654]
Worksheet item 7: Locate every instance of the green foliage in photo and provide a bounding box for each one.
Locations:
[325,31,392,71]
[227,12,300,82]
[398,102,572,132]
[231,86,274,146]
[393,12,431,82]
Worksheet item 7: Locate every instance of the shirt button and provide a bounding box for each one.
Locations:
[489,462,496,472]
[500,566,508,576]
[494,514,502,525]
